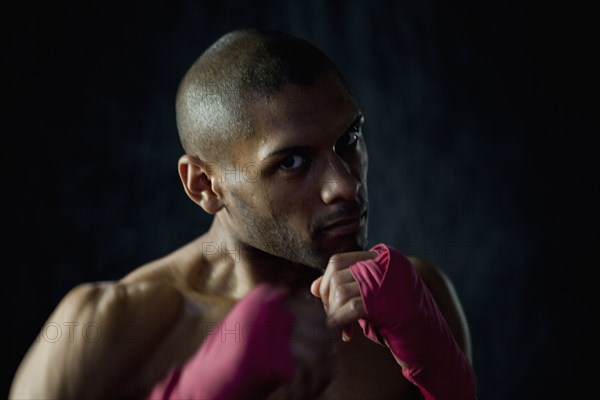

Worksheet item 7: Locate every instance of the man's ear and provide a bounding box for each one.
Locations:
[178,155,224,214]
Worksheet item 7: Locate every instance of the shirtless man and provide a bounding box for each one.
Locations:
[10,29,476,399]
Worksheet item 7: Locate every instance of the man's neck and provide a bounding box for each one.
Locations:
[201,218,321,298]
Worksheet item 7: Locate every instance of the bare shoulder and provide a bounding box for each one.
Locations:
[9,240,231,400]
[9,277,187,399]
[407,256,472,361]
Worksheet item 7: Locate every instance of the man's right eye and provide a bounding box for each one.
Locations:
[280,155,306,170]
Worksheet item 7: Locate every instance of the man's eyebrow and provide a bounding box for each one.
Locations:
[261,145,311,161]
[261,112,364,161]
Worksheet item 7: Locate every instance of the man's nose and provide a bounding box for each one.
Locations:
[319,155,361,204]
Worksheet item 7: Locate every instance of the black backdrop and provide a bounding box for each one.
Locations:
[3,1,598,399]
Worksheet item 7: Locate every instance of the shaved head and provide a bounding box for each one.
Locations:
[176,28,352,162]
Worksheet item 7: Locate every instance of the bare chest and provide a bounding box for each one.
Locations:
[315,330,417,399]
[141,296,416,399]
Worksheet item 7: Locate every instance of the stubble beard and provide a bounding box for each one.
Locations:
[230,194,366,269]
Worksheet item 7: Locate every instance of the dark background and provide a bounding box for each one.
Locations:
[3,0,598,399]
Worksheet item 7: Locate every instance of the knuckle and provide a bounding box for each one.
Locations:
[333,284,350,303]
[329,272,343,287]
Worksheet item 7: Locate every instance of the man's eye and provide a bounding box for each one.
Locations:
[280,155,306,170]
[336,130,359,150]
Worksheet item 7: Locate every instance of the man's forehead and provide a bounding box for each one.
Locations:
[247,76,359,151]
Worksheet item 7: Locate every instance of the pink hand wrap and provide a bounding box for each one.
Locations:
[147,284,295,400]
[349,243,476,400]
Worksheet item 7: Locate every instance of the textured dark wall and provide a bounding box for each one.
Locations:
[3,1,598,398]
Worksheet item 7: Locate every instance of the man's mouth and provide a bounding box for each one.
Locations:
[319,210,367,236]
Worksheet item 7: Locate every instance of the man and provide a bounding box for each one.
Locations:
[10,29,475,399]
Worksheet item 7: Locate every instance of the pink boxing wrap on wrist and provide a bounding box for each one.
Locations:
[147,284,295,400]
[349,243,476,400]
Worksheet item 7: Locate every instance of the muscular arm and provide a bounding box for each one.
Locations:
[9,281,186,399]
[314,245,476,399]
[386,257,473,399]
[408,256,472,362]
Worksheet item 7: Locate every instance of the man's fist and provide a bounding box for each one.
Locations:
[310,250,378,342]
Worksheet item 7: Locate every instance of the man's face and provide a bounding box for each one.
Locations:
[220,74,369,269]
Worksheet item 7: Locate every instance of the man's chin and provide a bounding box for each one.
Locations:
[292,233,367,270]
[320,233,367,255]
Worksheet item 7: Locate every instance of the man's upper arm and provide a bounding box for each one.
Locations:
[408,257,472,362]
[9,281,185,399]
